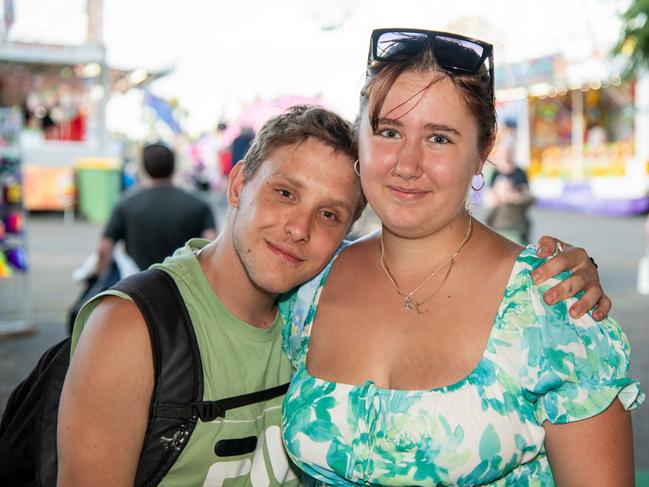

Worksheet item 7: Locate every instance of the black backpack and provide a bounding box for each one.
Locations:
[0,268,289,486]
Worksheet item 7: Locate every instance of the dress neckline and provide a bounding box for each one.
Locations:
[299,246,531,394]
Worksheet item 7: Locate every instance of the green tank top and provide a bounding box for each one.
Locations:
[72,239,300,486]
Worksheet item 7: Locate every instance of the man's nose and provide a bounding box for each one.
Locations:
[284,211,312,243]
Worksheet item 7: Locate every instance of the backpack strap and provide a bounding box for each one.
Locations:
[111,268,291,486]
[111,268,203,487]
[157,382,290,422]
[191,382,289,422]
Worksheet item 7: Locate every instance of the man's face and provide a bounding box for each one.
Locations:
[229,137,362,294]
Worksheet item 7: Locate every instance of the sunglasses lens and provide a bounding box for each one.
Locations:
[434,35,487,72]
[375,31,429,60]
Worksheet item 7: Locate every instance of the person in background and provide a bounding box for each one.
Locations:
[96,142,217,276]
[484,131,534,245]
[231,126,256,165]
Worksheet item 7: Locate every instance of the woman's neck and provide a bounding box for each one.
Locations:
[379,212,473,286]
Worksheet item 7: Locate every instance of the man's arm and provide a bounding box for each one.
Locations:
[98,201,126,276]
[96,236,115,277]
[57,297,153,487]
[544,399,634,486]
[533,236,611,321]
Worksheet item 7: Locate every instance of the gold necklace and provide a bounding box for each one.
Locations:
[379,217,473,314]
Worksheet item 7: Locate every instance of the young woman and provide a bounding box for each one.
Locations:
[281,30,643,485]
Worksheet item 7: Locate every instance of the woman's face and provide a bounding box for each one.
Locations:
[358,69,484,238]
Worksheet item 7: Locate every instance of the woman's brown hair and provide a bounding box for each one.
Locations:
[357,40,497,160]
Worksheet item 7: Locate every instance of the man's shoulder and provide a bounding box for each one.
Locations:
[159,186,210,207]
[76,295,147,348]
[110,186,149,211]
[119,185,209,213]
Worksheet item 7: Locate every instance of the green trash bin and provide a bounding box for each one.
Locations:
[75,158,122,224]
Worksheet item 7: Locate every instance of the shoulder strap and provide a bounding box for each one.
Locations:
[189,382,289,422]
[111,269,290,486]
[112,268,203,486]
[112,268,203,411]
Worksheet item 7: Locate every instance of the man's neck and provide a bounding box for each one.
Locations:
[147,178,174,187]
[197,234,278,330]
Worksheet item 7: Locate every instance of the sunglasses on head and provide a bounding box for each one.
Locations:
[368,28,494,101]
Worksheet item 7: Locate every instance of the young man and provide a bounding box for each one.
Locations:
[58,106,607,486]
[58,106,364,486]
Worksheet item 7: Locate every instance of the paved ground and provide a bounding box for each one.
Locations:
[1,207,647,479]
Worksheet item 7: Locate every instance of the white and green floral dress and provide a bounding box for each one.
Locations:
[280,245,643,486]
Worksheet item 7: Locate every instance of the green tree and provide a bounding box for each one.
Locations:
[613,0,649,76]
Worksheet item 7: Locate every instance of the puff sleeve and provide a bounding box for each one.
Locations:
[517,252,644,425]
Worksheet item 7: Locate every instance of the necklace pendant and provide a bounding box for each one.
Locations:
[403,296,423,314]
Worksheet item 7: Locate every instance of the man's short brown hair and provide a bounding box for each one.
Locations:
[241,105,366,221]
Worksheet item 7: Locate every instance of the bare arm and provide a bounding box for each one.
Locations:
[544,399,634,486]
[533,236,611,321]
[96,236,115,277]
[57,296,153,487]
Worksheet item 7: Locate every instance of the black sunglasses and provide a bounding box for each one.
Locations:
[368,28,494,101]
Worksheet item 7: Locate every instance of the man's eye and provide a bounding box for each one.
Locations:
[321,210,338,221]
[277,189,293,198]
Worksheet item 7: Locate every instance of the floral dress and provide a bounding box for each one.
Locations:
[280,245,644,486]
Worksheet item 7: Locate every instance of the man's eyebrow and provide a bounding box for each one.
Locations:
[273,173,304,189]
[272,173,353,211]
[377,117,462,137]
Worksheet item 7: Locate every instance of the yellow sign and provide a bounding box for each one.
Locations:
[23,164,75,210]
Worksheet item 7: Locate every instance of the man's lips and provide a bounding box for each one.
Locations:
[387,185,429,200]
[265,241,305,264]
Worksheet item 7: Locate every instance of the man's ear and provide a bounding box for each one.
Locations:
[228,162,245,209]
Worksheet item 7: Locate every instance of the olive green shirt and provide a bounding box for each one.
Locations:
[73,239,300,486]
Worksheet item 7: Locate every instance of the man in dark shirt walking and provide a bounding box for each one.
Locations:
[97,143,217,275]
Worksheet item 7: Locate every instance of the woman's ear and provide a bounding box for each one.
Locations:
[481,133,497,163]
[227,162,245,209]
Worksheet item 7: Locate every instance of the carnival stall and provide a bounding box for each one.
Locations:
[0,42,110,212]
[495,54,649,215]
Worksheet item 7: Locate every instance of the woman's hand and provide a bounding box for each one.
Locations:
[532,236,611,321]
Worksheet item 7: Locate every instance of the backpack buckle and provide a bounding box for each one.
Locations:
[190,401,225,422]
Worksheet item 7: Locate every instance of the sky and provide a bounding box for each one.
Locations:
[4,0,630,135]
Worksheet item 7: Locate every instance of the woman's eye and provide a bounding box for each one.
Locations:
[277,189,293,198]
[378,128,400,139]
[430,134,450,144]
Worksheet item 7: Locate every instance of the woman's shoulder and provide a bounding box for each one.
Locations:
[500,249,644,423]
[502,246,570,305]
[279,238,360,366]
[511,246,559,277]
[495,245,617,353]
[328,231,379,276]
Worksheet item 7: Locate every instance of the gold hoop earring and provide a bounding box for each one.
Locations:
[471,172,486,191]
[353,159,361,177]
